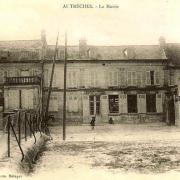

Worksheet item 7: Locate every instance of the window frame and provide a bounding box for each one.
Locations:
[109,95,119,113]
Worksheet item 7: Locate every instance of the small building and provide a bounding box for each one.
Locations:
[0,31,46,125]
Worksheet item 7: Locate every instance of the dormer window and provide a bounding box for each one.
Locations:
[123,48,128,57]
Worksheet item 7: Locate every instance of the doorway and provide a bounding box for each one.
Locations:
[89,95,100,121]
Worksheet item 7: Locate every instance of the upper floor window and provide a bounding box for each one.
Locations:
[127,71,137,86]
[146,71,160,85]
[67,71,78,88]
[108,71,118,87]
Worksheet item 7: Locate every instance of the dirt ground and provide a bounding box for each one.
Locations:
[31,123,180,179]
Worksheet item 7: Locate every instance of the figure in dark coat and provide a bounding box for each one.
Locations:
[90,116,96,130]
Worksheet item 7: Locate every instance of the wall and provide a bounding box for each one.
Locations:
[43,61,165,89]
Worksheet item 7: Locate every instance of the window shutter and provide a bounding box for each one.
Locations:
[119,71,126,86]
[83,95,90,119]
[146,71,151,85]
[119,94,127,113]
[155,71,160,85]
[108,71,112,86]
[137,72,142,87]
[132,72,137,86]
[156,93,163,113]
[137,94,146,113]
[100,95,108,115]
[84,69,90,87]
[9,90,19,109]
[127,71,131,85]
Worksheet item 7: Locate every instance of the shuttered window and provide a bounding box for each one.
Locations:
[67,71,77,88]
[137,72,142,87]
[67,95,78,112]
[155,71,160,85]
[146,71,151,85]
[156,93,163,113]
[118,71,126,86]
[108,71,118,87]
[49,93,58,112]
[119,94,127,113]
[127,71,137,86]
[109,95,119,113]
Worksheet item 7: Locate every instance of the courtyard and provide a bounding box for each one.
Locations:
[30,123,180,179]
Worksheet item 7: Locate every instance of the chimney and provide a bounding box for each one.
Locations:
[79,38,87,57]
[41,29,47,44]
[159,36,166,49]
[41,30,47,59]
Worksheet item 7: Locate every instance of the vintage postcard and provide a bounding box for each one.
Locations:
[0,0,180,179]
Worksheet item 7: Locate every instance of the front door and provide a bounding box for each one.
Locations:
[89,95,101,122]
[169,96,175,125]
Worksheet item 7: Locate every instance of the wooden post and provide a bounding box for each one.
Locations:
[63,32,67,141]
[7,116,10,157]
[24,112,27,141]
[18,111,21,145]
[19,90,22,109]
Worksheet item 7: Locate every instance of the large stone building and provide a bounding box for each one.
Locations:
[0,32,179,126]
[43,38,168,124]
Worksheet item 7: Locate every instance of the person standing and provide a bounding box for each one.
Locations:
[90,116,96,130]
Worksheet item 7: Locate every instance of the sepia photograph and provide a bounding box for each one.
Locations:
[0,0,180,179]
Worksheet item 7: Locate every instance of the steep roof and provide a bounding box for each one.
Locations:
[0,39,42,50]
[0,39,43,61]
[45,44,167,61]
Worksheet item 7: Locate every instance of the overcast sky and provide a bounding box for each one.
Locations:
[0,0,179,45]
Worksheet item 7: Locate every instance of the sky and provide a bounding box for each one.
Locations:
[0,0,179,45]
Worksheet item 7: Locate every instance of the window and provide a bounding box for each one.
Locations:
[146,94,156,113]
[49,94,58,112]
[90,71,97,87]
[150,71,154,85]
[127,95,137,113]
[108,71,118,86]
[118,70,126,86]
[109,95,119,113]
[96,96,100,115]
[89,95,100,115]
[67,95,78,113]
[136,72,142,86]
[89,96,94,115]
[127,71,137,86]
[146,71,159,85]
[68,71,77,88]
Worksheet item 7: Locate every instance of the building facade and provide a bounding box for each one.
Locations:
[43,39,168,124]
[1,33,180,126]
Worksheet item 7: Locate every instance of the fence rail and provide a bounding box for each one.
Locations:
[5,109,44,162]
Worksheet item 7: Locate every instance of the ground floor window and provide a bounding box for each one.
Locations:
[146,94,156,112]
[89,95,100,115]
[127,95,137,113]
[109,95,119,113]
